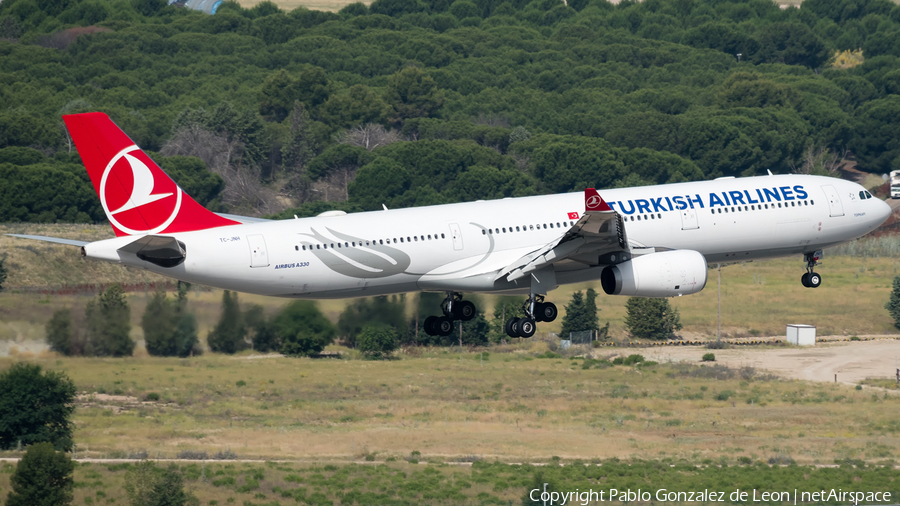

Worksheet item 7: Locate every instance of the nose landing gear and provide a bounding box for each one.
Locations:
[801,251,822,288]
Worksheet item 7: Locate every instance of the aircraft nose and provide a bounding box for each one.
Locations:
[876,197,892,224]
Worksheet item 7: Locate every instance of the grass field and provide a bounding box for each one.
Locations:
[1,352,898,468]
[2,457,898,505]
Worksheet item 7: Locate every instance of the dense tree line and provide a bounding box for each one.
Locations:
[2,0,900,220]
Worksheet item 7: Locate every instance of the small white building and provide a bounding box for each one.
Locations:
[786,324,816,346]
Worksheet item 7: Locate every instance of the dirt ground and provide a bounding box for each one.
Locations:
[644,338,900,386]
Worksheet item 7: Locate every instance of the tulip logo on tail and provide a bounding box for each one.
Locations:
[101,147,183,235]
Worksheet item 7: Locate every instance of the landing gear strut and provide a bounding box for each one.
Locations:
[505,295,557,338]
[801,251,822,288]
[423,292,477,337]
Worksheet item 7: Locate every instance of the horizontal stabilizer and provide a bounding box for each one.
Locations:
[5,234,89,247]
[215,212,272,224]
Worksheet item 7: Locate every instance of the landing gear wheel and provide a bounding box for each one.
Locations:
[456,300,476,321]
[517,318,536,338]
[807,272,821,288]
[506,317,520,338]
[435,316,454,337]
[536,302,558,323]
[801,273,810,288]
[424,315,438,336]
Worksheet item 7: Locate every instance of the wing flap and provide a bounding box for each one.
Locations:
[496,188,629,282]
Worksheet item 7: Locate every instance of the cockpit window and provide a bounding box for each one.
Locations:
[864,191,873,199]
[859,191,866,199]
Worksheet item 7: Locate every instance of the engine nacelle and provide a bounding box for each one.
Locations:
[600,250,708,297]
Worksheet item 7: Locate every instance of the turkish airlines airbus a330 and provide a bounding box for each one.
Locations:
[8,113,892,338]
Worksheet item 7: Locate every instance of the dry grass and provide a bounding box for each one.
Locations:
[1,352,897,466]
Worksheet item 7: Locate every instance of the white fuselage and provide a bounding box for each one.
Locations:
[83,174,891,298]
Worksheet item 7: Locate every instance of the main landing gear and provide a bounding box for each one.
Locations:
[423,292,477,337]
[505,295,558,338]
[801,251,822,288]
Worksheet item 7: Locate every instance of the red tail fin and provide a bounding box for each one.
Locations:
[64,112,239,237]
[584,188,612,212]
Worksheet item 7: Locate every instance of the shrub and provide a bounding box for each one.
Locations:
[274,301,336,357]
[208,291,248,354]
[212,449,238,460]
[338,296,406,347]
[145,392,160,401]
[85,284,134,357]
[6,442,75,506]
[46,308,79,356]
[885,277,900,329]
[623,354,644,365]
[702,353,716,362]
[715,390,735,401]
[0,363,76,451]
[357,325,398,359]
[624,297,682,340]
[124,461,199,506]
[176,450,208,460]
[0,253,7,291]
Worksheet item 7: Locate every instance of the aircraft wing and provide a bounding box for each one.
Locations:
[5,234,89,247]
[495,188,627,282]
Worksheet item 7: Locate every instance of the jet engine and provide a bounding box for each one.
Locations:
[600,250,707,297]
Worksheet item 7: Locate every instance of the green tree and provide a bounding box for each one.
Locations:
[6,442,74,506]
[460,308,490,346]
[142,289,176,356]
[337,296,406,347]
[885,276,900,330]
[274,301,336,357]
[624,297,683,340]
[560,291,587,337]
[0,363,76,451]
[488,296,523,344]
[583,288,599,336]
[258,69,302,123]
[160,156,225,210]
[0,253,7,291]
[357,325,398,359]
[207,290,247,354]
[141,287,199,357]
[320,84,390,128]
[852,95,900,173]
[46,308,78,356]
[124,460,199,506]
[244,304,279,352]
[385,66,443,125]
[85,284,134,357]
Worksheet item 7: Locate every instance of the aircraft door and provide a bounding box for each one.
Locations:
[821,185,844,217]
[680,207,699,230]
[247,234,269,267]
[449,223,464,251]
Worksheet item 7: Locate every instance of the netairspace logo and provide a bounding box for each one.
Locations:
[528,486,893,505]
